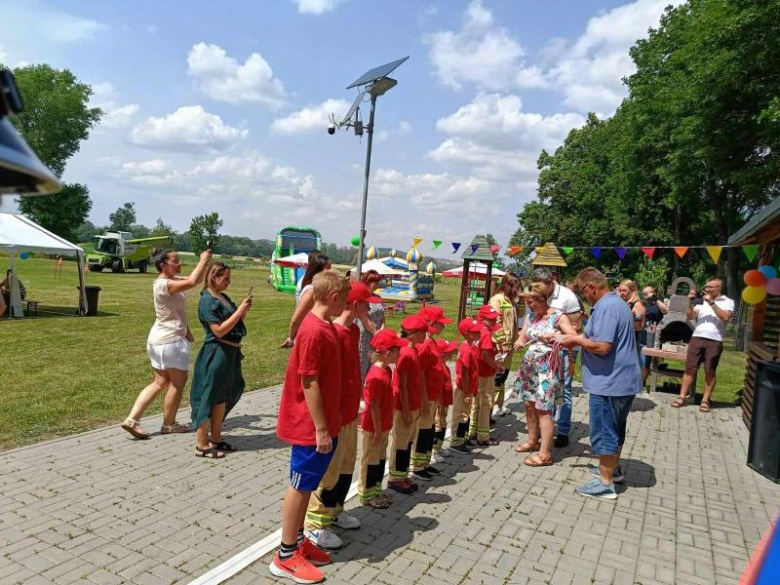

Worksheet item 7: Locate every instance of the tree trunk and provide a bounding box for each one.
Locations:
[709,182,739,299]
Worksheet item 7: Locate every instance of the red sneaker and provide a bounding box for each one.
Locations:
[300,537,332,566]
[269,549,324,583]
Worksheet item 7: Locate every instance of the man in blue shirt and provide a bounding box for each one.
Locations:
[560,267,642,500]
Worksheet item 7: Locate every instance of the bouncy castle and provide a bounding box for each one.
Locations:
[360,246,435,302]
[269,226,321,293]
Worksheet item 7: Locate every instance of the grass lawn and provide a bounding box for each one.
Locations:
[0,256,745,450]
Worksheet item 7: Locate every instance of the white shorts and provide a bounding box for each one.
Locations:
[147,338,191,372]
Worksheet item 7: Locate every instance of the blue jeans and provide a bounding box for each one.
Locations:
[554,349,577,436]
[589,394,635,456]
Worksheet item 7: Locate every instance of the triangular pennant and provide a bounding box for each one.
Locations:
[412,237,422,248]
[674,247,689,259]
[615,247,627,260]
[562,246,574,255]
[641,247,656,259]
[432,240,442,250]
[471,244,479,254]
[451,242,461,253]
[489,245,500,255]
[706,245,723,264]
[592,247,601,259]
[743,245,760,262]
[507,245,523,257]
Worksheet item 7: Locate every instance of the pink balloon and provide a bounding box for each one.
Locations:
[766,278,780,296]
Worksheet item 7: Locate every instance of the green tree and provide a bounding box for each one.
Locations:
[109,202,136,232]
[151,217,174,237]
[189,212,223,253]
[19,183,92,242]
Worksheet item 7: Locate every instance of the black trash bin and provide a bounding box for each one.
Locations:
[83,285,101,317]
[747,360,780,483]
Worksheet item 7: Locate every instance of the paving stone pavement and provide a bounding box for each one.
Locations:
[1,382,779,585]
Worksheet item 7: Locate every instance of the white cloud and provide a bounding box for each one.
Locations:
[291,0,346,14]
[130,106,247,152]
[271,98,350,134]
[90,82,139,129]
[375,120,413,143]
[187,42,286,108]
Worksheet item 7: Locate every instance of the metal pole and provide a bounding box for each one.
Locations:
[356,94,377,280]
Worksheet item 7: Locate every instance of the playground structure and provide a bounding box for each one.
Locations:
[269,226,321,293]
[362,246,435,303]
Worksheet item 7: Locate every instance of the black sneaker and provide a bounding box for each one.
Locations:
[490,418,497,426]
[411,469,433,481]
[554,434,569,448]
[477,438,499,446]
[452,443,472,453]
[425,466,441,476]
[464,439,476,448]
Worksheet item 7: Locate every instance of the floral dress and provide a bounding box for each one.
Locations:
[514,311,564,411]
[358,302,385,382]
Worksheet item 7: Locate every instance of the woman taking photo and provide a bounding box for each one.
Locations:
[122,248,211,439]
[513,283,576,467]
[488,273,521,416]
[617,279,646,361]
[190,262,252,459]
[281,251,330,348]
[358,270,385,381]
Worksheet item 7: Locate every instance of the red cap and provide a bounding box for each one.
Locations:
[457,317,482,336]
[401,314,434,333]
[436,338,458,354]
[419,305,453,325]
[370,328,408,352]
[477,305,500,321]
[348,281,382,304]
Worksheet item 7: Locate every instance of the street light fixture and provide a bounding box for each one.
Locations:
[329,56,408,279]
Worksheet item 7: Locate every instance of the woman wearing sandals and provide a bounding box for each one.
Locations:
[190,262,252,459]
[513,283,577,467]
[122,248,211,439]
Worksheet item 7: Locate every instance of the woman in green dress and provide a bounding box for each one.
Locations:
[191,262,253,459]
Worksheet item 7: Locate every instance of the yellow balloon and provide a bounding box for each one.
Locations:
[742,285,767,305]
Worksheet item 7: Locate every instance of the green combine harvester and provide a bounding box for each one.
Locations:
[87,231,172,273]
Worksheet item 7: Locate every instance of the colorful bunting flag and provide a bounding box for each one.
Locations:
[706,245,723,264]
[412,237,422,248]
[451,242,461,253]
[562,246,574,255]
[674,247,689,259]
[471,244,479,254]
[641,247,656,259]
[592,247,601,259]
[432,240,442,250]
[507,245,523,256]
[744,245,760,262]
[615,247,627,260]
[489,245,500,255]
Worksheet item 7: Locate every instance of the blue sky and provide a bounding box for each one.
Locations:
[0,0,682,252]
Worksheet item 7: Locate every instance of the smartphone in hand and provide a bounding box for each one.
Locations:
[206,239,213,250]
[248,286,254,298]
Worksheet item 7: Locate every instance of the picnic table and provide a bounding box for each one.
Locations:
[642,346,697,405]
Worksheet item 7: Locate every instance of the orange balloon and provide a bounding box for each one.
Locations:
[744,270,766,287]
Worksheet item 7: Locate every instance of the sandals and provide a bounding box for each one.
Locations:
[364,497,391,509]
[670,397,686,408]
[524,454,554,467]
[699,401,711,413]
[515,441,540,453]
[210,440,238,452]
[160,422,190,434]
[196,447,225,459]
[121,418,150,440]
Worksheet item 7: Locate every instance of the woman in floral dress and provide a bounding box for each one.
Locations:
[513,282,576,467]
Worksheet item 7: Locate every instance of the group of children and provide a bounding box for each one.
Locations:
[270,270,508,584]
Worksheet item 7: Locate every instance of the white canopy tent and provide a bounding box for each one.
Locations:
[441,263,506,280]
[0,213,87,317]
[353,258,405,276]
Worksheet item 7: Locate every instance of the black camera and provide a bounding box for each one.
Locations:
[695,290,704,299]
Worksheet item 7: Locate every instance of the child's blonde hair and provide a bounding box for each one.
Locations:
[313,269,350,301]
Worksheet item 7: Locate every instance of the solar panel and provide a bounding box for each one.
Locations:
[339,88,367,126]
[346,56,409,89]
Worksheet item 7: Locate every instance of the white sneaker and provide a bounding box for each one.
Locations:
[492,406,501,417]
[305,527,343,550]
[333,511,361,530]
[501,406,511,416]
[432,451,447,464]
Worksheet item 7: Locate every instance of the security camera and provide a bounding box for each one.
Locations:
[327,122,336,135]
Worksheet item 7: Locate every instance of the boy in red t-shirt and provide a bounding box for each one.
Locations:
[304,281,381,550]
[388,314,429,494]
[450,318,482,453]
[359,329,407,508]
[433,338,457,461]
[270,271,349,584]
[470,305,505,446]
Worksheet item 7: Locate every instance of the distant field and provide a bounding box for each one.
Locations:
[0,255,745,449]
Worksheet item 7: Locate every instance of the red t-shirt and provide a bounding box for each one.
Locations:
[420,338,443,401]
[361,364,393,432]
[335,322,361,426]
[442,365,453,406]
[478,326,498,377]
[277,312,342,445]
[455,341,479,395]
[392,345,422,411]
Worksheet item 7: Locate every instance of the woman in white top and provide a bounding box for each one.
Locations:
[122,248,211,439]
[280,251,331,348]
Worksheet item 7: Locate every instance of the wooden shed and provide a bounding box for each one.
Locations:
[457,235,495,322]
[728,196,780,428]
